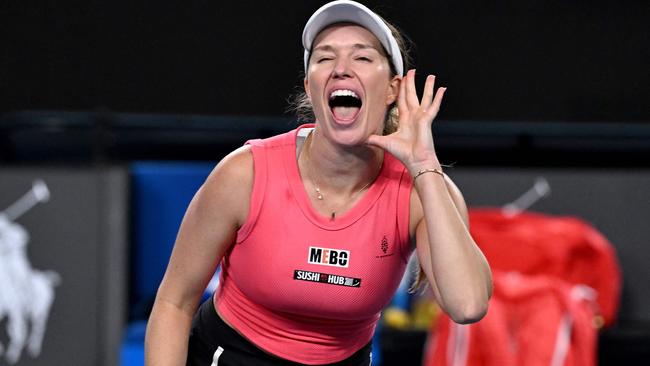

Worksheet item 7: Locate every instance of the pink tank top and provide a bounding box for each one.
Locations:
[215,124,413,364]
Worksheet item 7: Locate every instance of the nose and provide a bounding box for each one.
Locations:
[332,57,352,79]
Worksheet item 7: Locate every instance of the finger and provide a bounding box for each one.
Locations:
[427,87,447,119]
[405,69,420,109]
[421,75,435,111]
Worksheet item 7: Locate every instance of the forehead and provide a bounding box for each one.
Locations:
[311,23,383,52]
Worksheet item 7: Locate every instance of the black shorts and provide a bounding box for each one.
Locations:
[187,299,372,366]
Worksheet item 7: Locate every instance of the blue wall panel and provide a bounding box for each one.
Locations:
[130,161,214,317]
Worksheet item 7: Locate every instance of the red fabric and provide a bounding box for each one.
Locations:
[423,209,621,366]
[468,209,621,326]
[424,272,598,366]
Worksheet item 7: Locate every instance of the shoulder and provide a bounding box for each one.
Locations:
[198,129,297,226]
[199,145,254,228]
[206,126,297,195]
[206,145,254,187]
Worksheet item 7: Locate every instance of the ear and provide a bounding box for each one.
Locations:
[303,77,311,101]
[386,75,401,106]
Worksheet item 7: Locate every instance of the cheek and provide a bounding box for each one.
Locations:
[374,63,389,73]
[368,64,392,90]
[306,67,326,94]
[305,74,328,117]
[366,66,394,104]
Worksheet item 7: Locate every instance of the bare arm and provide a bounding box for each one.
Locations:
[144,146,253,365]
[367,69,491,324]
[410,174,492,324]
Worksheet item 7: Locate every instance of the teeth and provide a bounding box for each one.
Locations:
[329,89,359,100]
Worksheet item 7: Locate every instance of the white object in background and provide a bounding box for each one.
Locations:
[0,180,60,364]
[502,177,551,217]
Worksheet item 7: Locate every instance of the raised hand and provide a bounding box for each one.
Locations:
[366,69,446,175]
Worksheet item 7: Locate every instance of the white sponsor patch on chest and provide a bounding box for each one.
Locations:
[307,246,350,268]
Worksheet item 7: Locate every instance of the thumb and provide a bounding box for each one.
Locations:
[366,134,391,151]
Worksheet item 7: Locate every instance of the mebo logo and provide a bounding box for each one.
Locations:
[308,246,349,268]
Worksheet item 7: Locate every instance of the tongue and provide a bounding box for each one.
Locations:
[332,106,360,121]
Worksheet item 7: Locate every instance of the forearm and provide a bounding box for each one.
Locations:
[414,170,492,323]
[145,299,195,366]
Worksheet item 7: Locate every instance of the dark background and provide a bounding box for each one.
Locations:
[1,0,648,122]
[1,1,650,364]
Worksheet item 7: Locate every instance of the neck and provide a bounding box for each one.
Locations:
[299,128,383,196]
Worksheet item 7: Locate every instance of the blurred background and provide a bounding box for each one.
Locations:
[0,0,648,365]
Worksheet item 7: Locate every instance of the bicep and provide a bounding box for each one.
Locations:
[154,146,253,314]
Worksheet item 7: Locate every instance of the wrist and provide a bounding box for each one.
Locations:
[407,158,442,178]
[412,168,445,182]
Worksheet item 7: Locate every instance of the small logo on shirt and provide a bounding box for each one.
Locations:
[293,270,361,287]
[308,246,349,268]
[381,236,389,254]
[376,235,394,258]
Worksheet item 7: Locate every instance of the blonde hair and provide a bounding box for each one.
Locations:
[288,16,412,136]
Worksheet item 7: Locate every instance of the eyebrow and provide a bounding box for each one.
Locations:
[311,43,381,53]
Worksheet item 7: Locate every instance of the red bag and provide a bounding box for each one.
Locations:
[423,209,621,366]
[468,209,621,326]
[424,272,598,366]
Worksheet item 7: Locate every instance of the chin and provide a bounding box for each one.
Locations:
[328,122,378,148]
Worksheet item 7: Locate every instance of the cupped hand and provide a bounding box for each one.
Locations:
[366,69,446,174]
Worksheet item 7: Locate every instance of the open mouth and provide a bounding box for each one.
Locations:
[328,89,362,123]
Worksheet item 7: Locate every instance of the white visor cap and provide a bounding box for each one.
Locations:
[302,0,404,77]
